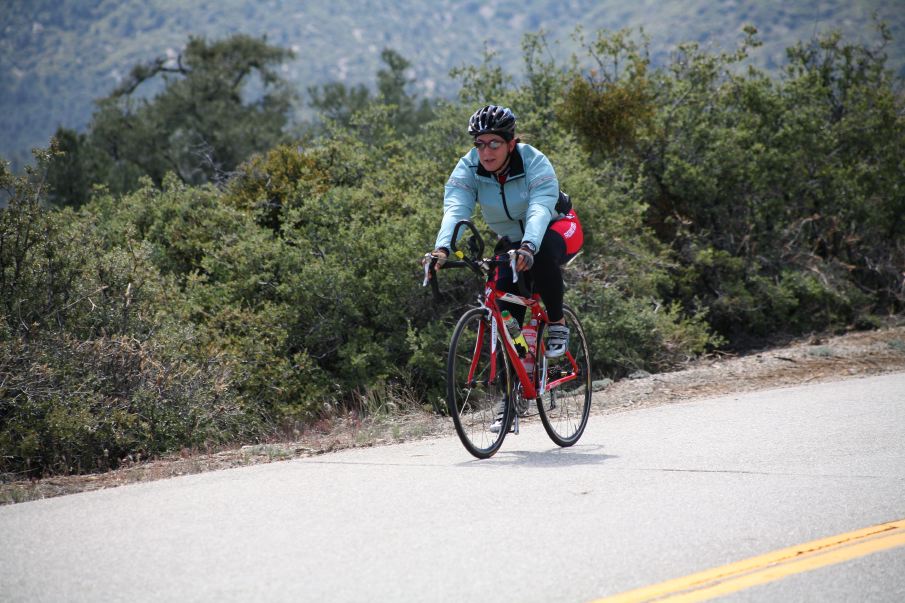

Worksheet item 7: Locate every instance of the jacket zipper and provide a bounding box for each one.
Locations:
[498,180,525,235]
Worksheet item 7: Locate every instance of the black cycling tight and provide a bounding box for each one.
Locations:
[497,226,574,326]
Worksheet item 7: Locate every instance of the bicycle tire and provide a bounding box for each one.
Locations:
[447,308,513,458]
[536,304,592,447]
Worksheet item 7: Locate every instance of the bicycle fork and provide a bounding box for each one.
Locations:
[487,311,518,435]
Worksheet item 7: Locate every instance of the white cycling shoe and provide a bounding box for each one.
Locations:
[545,324,570,358]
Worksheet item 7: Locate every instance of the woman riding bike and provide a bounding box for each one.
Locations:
[424,104,583,359]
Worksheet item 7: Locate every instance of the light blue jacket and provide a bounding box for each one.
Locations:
[434,143,559,253]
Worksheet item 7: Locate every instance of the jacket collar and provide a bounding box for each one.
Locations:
[476,144,525,180]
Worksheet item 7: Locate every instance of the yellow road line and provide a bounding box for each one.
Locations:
[593,519,905,603]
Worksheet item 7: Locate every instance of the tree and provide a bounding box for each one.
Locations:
[308,81,371,126]
[43,127,113,208]
[49,34,296,198]
[308,48,433,135]
[558,29,655,157]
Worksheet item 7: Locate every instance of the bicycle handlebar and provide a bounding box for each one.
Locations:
[450,220,484,259]
[424,220,529,302]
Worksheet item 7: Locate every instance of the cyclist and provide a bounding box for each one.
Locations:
[424,104,583,358]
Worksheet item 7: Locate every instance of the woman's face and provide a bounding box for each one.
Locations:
[474,134,515,173]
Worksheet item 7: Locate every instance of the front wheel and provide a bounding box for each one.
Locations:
[536,305,591,447]
[447,308,513,458]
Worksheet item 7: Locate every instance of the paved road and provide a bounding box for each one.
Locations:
[2,373,904,602]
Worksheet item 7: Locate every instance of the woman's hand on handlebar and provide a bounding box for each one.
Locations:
[422,248,449,268]
[421,248,449,284]
[514,244,534,272]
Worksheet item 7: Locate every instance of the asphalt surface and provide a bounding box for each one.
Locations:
[2,372,904,602]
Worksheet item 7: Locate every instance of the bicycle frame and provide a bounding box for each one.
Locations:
[476,266,581,402]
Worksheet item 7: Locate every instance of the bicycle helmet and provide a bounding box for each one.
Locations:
[467,105,516,140]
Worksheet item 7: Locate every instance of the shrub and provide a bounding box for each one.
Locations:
[0,331,251,476]
[1,162,257,477]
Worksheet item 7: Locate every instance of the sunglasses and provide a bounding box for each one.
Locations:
[474,139,506,150]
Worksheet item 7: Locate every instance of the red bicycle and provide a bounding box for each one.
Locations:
[426,220,592,459]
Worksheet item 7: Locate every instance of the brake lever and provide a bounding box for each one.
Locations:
[509,250,518,283]
[422,257,431,287]
[421,255,442,302]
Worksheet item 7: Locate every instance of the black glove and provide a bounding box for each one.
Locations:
[515,243,535,271]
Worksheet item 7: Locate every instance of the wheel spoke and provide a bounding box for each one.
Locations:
[448,309,511,458]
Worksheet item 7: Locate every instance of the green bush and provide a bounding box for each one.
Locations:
[570,280,720,375]
[0,331,252,476]
[558,26,903,342]
[1,163,256,477]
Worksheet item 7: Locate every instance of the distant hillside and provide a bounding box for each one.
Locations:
[2,0,902,170]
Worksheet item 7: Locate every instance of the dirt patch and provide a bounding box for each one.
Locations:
[592,325,905,413]
[3,325,904,505]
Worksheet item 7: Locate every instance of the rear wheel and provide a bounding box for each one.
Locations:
[447,308,513,458]
[536,305,591,446]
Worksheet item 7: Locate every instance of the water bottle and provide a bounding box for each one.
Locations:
[501,310,528,358]
[522,319,537,375]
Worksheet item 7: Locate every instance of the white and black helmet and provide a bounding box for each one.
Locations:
[467,105,516,140]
